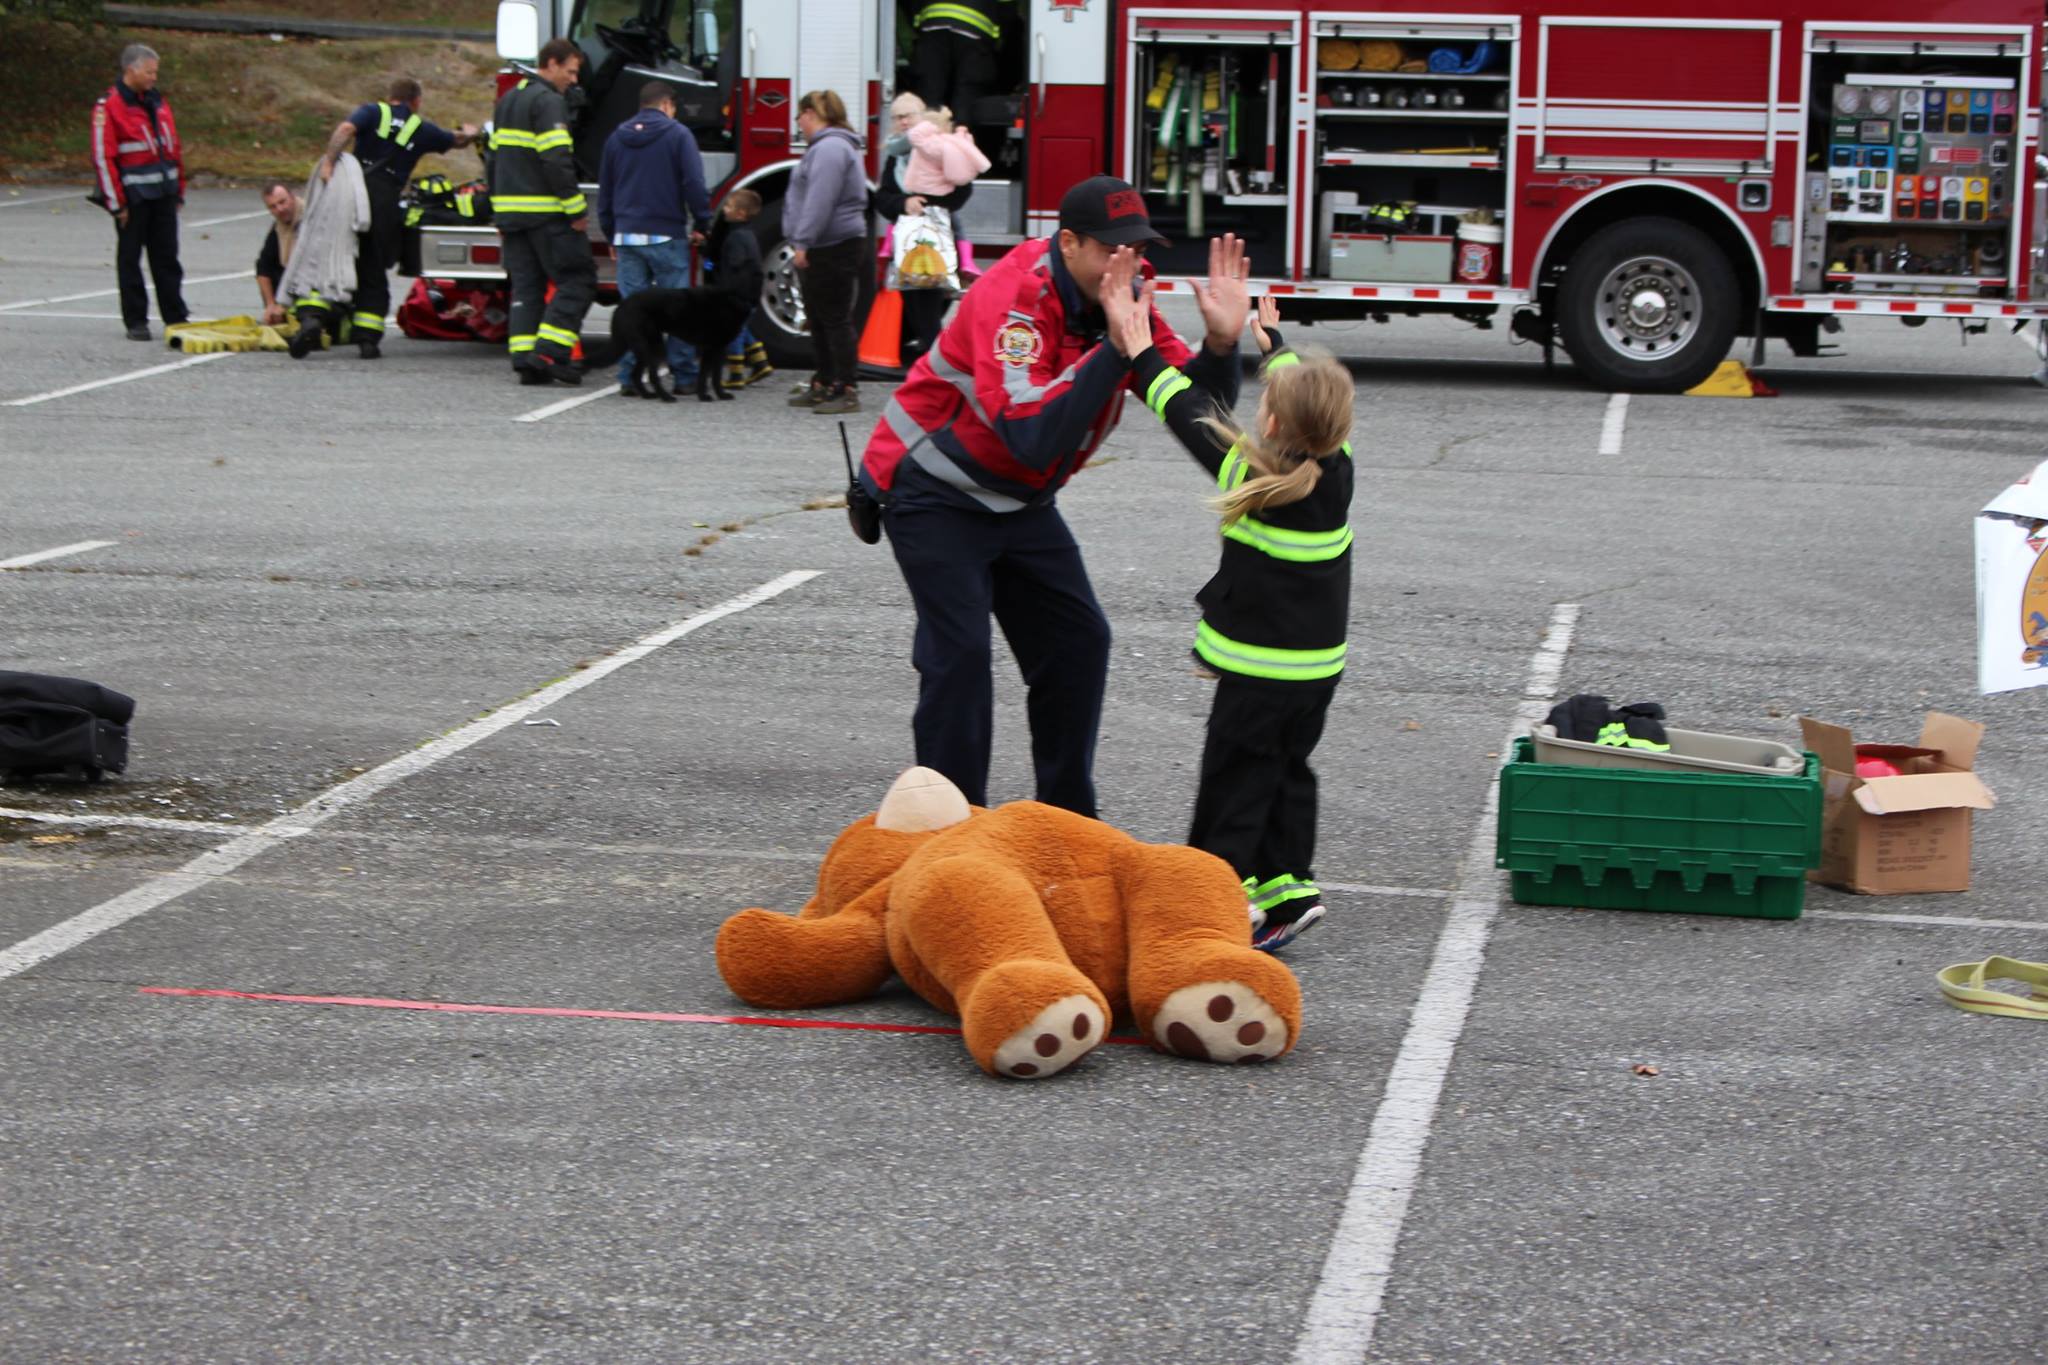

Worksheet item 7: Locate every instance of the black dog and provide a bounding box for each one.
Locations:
[585,286,755,402]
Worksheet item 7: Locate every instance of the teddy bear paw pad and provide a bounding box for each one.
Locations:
[993,994,1106,1079]
[1154,982,1285,1064]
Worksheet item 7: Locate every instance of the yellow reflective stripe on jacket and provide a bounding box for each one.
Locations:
[1217,441,1249,491]
[1222,516,1353,562]
[558,191,588,216]
[1194,621,1346,681]
[491,128,539,150]
[914,2,1000,39]
[1145,367,1192,420]
[375,103,422,148]
[490,193,585,216]
[533,129,573,152]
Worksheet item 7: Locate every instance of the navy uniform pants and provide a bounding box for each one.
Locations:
[882,498,1111,817]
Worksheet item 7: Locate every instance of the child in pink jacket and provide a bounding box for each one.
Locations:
[902,109,991,199]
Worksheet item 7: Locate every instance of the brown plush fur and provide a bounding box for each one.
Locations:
[715,795,1304,1079]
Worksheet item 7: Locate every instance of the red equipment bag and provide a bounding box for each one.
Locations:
[395,277,509,344]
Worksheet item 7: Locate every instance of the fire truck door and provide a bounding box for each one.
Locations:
[795,0,871,144]
[1020,0,1111,239]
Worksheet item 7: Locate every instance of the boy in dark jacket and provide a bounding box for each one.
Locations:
[713,188,774,389]
[598,82,713,389]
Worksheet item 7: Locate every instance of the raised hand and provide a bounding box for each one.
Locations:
[1099,246,1150,356]
[1250,294,1281,354]
[1194,232,1251,352]
[1110,279,1157,360]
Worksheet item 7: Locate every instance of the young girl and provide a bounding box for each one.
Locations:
[1108,279,1355,952]
[902,107,991,199]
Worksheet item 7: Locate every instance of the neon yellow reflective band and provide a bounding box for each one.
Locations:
[1222,516,1353,563]
[490,194,564,212]
[1145,367,1192,419]
[537,323,579,346]
[533,129,573,151]
[508,333,538,352]
[559,193,588,215]
[351,312,385,332]
[1248,873,1320,911]
[915,2,999,39]
[1217,440,1249,491]
[1193,621,1346,681]
[1264,350,1300,371]
[491,129,539,150]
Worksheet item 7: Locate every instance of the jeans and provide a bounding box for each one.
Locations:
[614,238,698,384]
[800,235,865,390]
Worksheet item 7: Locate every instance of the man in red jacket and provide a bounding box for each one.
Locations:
[91,43,189,342]
[859,175,1250,817]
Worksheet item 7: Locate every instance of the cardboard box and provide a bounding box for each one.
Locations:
[1797,712,1996,894]
[1974,457,2048,695]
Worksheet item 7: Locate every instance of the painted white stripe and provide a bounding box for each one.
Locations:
[3,352,230,407]
[1322,882,1450,900]
[184,209,270,228]
[0,539,115,570]
[1293,602,1580,1365]
[1598,392,1629,456]
[0,808,243,837]
[1805,909,2048,934]
[0,311,126,322]
[0,570,823,981]
[0,270,254,313]
[514,382,623,422]
[0,191,85,209]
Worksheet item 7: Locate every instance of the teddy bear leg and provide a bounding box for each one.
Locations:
[895,855,1111,1079]
[715,882,895,1009]
[1122,845,1303,1064]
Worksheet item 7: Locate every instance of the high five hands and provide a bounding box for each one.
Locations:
[1100,246,1154,358]
[1195,232,1251,354]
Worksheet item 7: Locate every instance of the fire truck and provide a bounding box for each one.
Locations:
[404,0,2048,391]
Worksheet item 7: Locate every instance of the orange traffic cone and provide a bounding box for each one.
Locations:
[859,288,904,369]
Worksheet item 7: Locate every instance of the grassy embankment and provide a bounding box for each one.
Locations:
[1,7,502,187]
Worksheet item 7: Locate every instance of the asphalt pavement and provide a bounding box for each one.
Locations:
[3,185,2045,1364]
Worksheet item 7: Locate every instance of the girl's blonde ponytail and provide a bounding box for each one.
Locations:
[1203,349,1354,525]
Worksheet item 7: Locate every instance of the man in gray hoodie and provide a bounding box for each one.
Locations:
[785,90,871,415]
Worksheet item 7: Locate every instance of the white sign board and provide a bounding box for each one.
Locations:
[1975,457,2048,695]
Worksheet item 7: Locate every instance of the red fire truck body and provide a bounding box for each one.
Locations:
[415,0,2048,389]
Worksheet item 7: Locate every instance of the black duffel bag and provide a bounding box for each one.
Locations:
[0,671,135,782]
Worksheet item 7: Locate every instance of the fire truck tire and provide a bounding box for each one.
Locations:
[749,200,878,372]
[1557,217,1739,393]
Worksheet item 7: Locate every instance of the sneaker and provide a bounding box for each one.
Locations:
[787,384,825,408]
[812,386,861,415]
[1252,903,1326,953]
[125,324,151,342]
[1244,877,1267,934]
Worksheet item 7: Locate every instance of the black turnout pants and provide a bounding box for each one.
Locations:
[1187,675,1337,890]
[801,235,866,389]
[882,498,1111,817]
[912,27,999,119]
[349,175,406,335]
[503,218,597,368]
[115,195,187,329]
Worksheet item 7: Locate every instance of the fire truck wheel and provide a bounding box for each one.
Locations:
[1557,217,1739,393]
[750,200,814,369]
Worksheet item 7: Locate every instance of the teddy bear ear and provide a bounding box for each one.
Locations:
[875,766,972,832]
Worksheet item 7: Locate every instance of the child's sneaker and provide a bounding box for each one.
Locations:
[1252,903,1325,953]
[1244,876,1266,934]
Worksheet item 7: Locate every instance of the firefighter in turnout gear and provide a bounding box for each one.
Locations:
[909,0,1006,124]
[491,38,595,385]
[315,76,479,359]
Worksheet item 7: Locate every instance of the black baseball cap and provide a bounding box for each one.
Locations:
[1058,175,1170,246]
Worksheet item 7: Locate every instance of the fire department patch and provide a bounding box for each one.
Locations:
[995,320,1043,368]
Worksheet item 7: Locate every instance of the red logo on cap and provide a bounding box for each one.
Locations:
[1105,189,1145,220]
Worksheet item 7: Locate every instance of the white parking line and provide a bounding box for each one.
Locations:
[0,311,125,322]
[1805,908,2048,934]
[185,210,269,228]
[1294,601,1581,1365]
[0,807,243,837]
[3,352,231,407]
[0,539,116,570]
[0,191,83,209]
[514,383,623,422]
[0,270,254,313]
[0,570,822,981]
[1598,392,1629,455]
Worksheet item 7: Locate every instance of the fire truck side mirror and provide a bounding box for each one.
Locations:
[496,0,539,63]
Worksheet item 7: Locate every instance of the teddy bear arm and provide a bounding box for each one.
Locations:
[715,879,895,1009]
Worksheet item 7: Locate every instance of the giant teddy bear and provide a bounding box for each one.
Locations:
[716,768,1303,1078]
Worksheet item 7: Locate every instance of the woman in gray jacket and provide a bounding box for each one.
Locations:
[786,89,870,415]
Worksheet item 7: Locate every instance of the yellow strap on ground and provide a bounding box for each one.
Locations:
[1936,957,2048,1020]
[165,315,296,354]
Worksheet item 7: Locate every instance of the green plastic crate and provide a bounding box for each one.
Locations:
[1496,737,1823,920]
